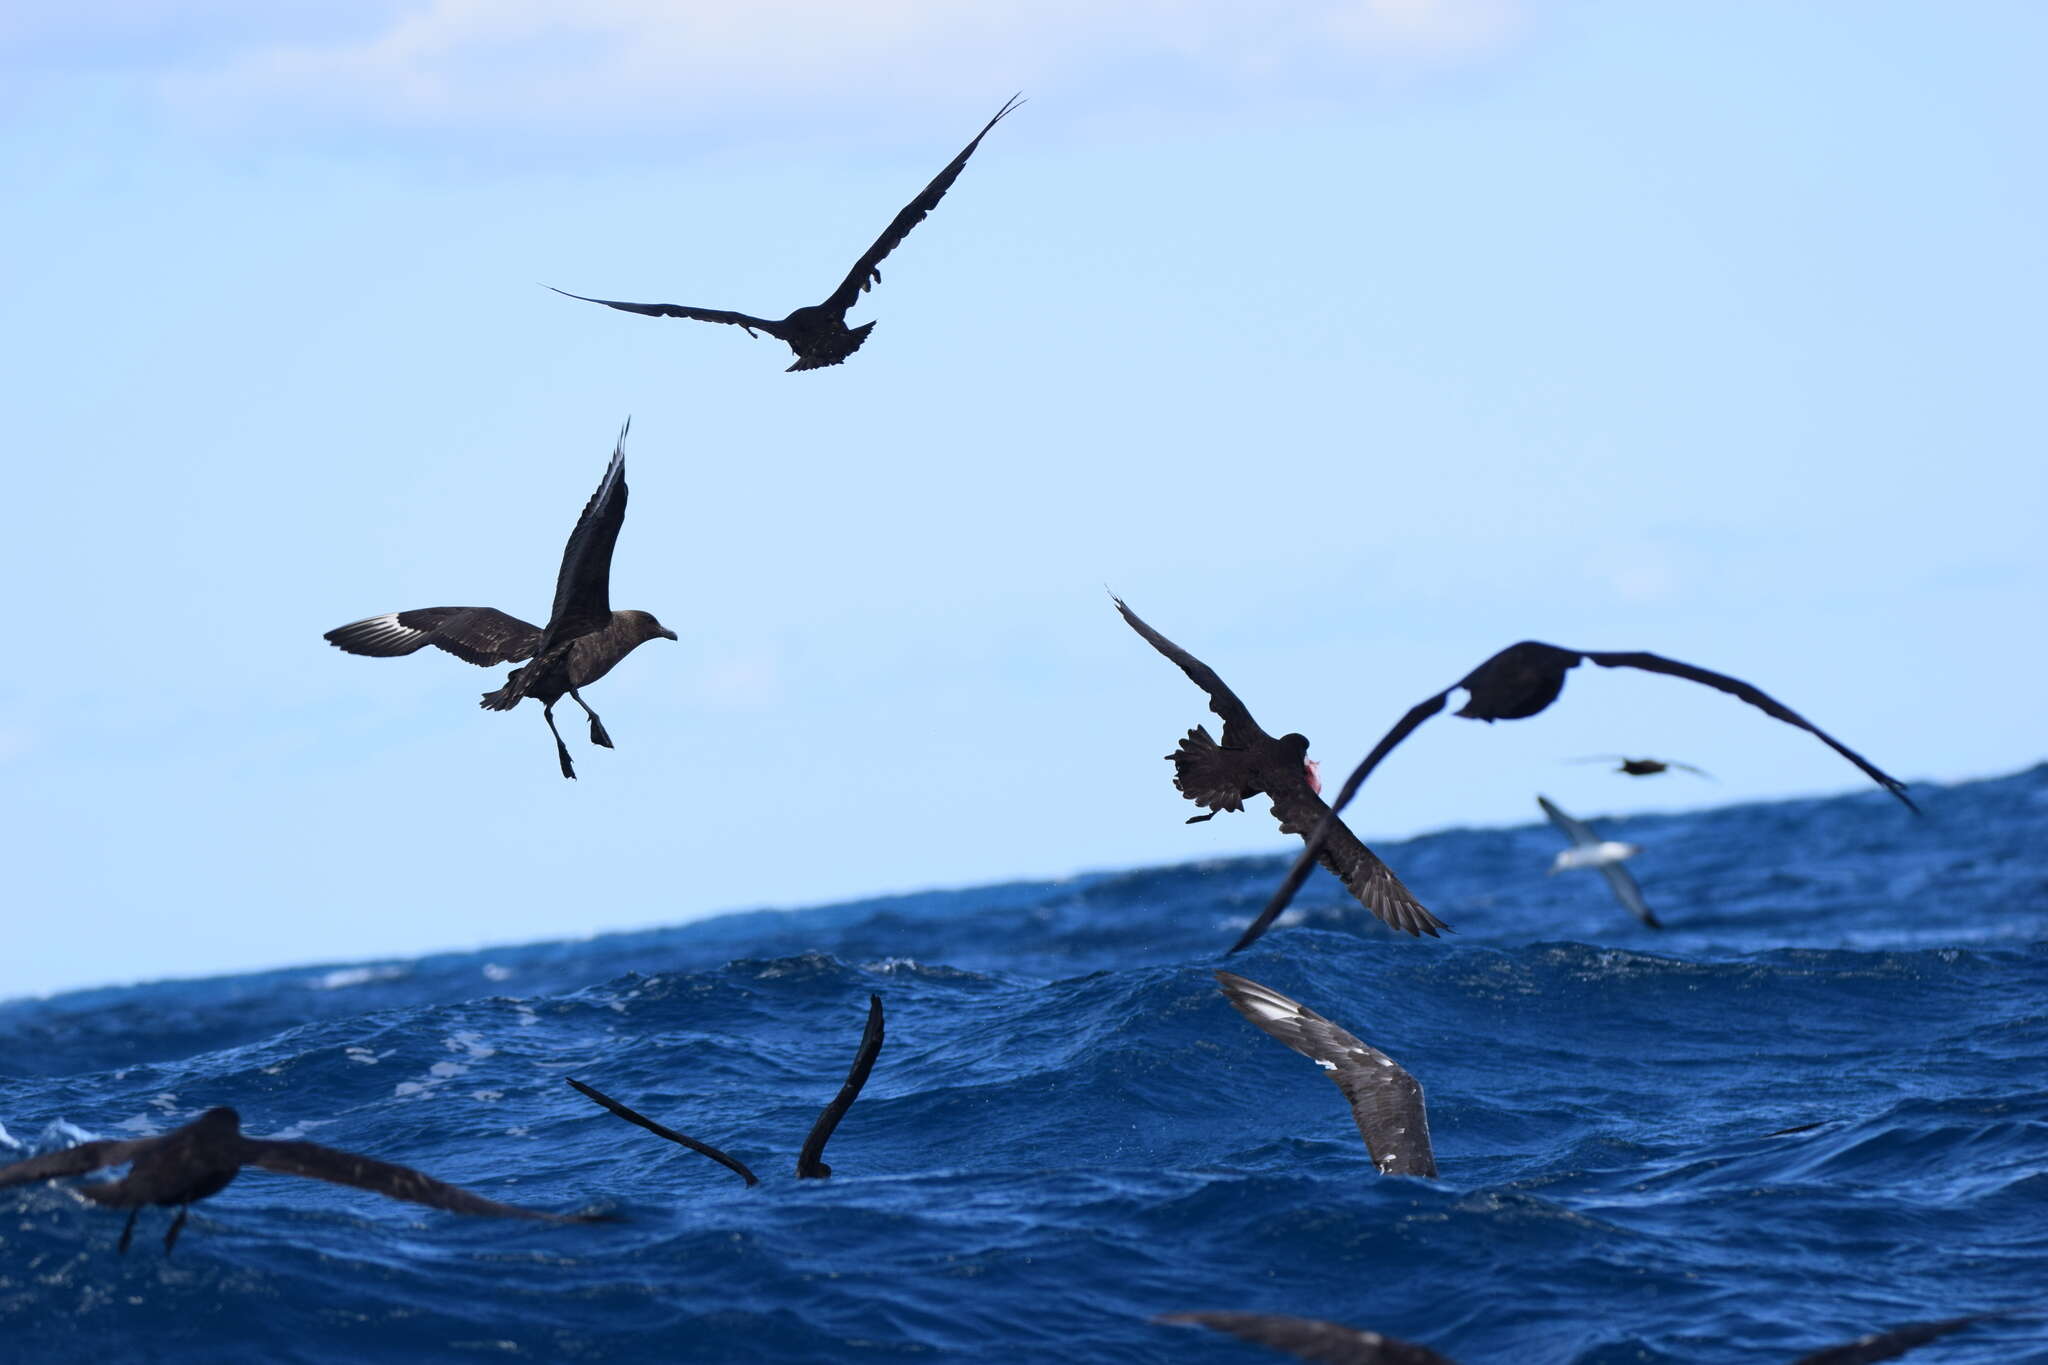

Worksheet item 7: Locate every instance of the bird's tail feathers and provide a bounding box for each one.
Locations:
[480,668,528,711]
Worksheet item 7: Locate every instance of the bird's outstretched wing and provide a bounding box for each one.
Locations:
[1790,1313,1996,1365]
[548,287,781,336]
[0,1138,151,1188]
[820,95,1022,316]
[324,608,542,667]
[240,1139,603,1221]
[1154,1312,1461,1364]
[1257,785,1445,943]
[1215,972,1436,1178]
[1582,650,1917,813]
[1536,794,1598,847]
[1599,862,1661,929]
[1114,596,1265,748]
[565,1078,758,1187]
[536,422,631,657]
[796,994,885,1178]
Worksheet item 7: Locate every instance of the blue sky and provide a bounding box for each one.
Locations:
[3,1,2042,998]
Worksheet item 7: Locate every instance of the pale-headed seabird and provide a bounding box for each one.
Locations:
[1215,971,1435,1179]
[1116,598,1444,949]
[324,422,676,779]
[0,1107,609,1253]
[1154,1309,2007,1364]
[567,994,884,1182]
[1537,794,1660,929]
[1253,639,1918,936]
[551,97,1022,372]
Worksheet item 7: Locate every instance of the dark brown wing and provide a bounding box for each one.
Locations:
[1581,650,1918,813]
[820,95,1022,315]
[324,607,542,667]
[1246,689,1454,944]
[534,423,631,659]
[0,1138,151,1187]
[796,994,885,1178]
[565,1077,758,1187]
[1115,596,1265,748]
[239,1139,599,1221]
[548,287,781,336]
[1790,1314,1993,1365]
[1216,973,1437,1178]
[1257,782,1445,942]
[1155,1313,1461,1365]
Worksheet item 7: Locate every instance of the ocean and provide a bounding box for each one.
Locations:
[3,765,2045,1364]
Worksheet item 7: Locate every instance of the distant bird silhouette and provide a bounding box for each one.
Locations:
[1154,1309,2005,1364]
[1215,972,1435,1178]
[567,994,884,1182]
[0,1107,607,1253]
[1537,794,1660,929]
[551,96,1022,372]
[1116,598,1444,949]
[1254,640,1918,934]
[324,422,675,779]
[1570,754,1715,779]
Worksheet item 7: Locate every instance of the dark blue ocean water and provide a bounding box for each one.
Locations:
[4,767,2046,1364]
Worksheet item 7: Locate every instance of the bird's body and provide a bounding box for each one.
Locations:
[552,96,1021,372]
[324,424,675,778]
[0,1107,604,1253]
[1113,597,1444,949]
[1537,794,1660,928]
[1549,840,1640,873]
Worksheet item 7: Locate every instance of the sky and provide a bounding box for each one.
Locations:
[2,1,2043,999]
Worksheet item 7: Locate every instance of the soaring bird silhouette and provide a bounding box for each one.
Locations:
[1153,1309,2011,1364]
[551,96,1022,372]
[567,994,885,1183]
[0,1107,607,1254]
[1115,598,1443,949]
[1537,794,1660,929]
[324,422,675,779]
[1215,972,1436,1178]
[1569,754,1715,779]
[1249,640,1918,941]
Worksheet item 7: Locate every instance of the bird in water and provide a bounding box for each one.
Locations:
[1153,1308,2013,1364]
[0,1107,609,1254]
[551,96,1022,372]
[1570,754,1715,779]
[567,994,885,1183]
[1114,598,1444,948]
[1537,794,1661,929]
[324,421,675,779]
[1252,639,1918,938]
[1214,972,1436,1179]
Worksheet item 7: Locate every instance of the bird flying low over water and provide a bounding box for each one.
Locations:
[1570,754,1715,779]
[551,96,1022,372]
[324,422,675,779]
[1215,972,1436,1179]
[567,994,885,1182]
[1115,598,1444,949]
[0,1107,608,1254]
[1537,794,1661,929]
[1253,639,1918,935]
[1152,1309,2010,1364]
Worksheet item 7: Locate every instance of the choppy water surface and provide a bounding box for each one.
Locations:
[3,767,2046,1363]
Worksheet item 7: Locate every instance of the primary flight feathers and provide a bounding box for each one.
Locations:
[552,95,1022,372]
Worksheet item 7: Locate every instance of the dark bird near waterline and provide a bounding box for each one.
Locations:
[566,995,885,1182]
[323,422,675,779]
[550,96,1022,372]
[1537,793,1660,929]
[1115,598,1444,948]
[1215,971,1435,1179]
[0,1107,608,1254]
[1153,1309,2007,1364]
[1251,639,1919,939]
[1570,754,1715,779]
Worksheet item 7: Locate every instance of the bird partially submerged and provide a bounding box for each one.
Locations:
[1115,597,1443,951]
[324,421,675,779]
[0,1107,609,1254]
[1254,639,1918,936]
[1537,794,1660,929]
[552,96,1022,372]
